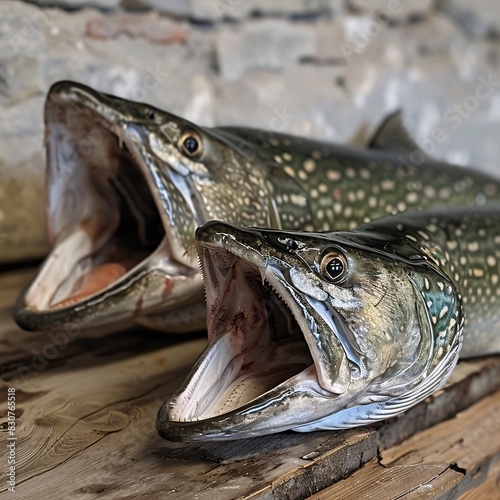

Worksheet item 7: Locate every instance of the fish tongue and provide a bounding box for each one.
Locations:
[50,262,128,308]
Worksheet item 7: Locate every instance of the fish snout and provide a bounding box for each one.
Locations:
[47,80,84,100]
[47,80,104,106]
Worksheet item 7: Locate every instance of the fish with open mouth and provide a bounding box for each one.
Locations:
[157,206,500,440]
[13,80,500,333]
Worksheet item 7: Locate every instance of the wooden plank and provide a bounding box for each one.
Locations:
[382,390,500,498]
[307,459,463,500]
[0,267,37,309]
[459,454,500,499]
[309,390,500,499]
[382,390,500,470]
[1,268,500,499]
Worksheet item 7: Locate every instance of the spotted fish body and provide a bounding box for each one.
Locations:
[157,206,500,440]
[215,125,500,233]
[14,81,500,333]
[364,206,500,358]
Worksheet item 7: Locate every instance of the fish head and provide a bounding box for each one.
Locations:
[157,221,463,440]
[14,81,272,331]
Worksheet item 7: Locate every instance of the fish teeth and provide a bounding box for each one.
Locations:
[263,274,296,321]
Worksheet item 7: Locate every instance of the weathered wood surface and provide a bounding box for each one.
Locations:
[1,268,500,499]
[308,389,500,499]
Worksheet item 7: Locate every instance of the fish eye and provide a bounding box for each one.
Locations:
[146,108,156,120]
[320,250,348,283]
[180,131,203,158]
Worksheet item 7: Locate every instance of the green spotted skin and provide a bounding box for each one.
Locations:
[219,127,500,232]
[16,80,500,336]
[356,206,500,357]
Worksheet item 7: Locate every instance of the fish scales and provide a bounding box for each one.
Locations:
[363,207,500,357]
[157,205,500,440]
[217,126,499,232]
[13,81,500,334]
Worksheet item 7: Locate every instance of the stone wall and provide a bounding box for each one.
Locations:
[1,0,500,261]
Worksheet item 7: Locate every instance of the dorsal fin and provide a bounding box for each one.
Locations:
[348,120,372,146]
[368,111,426,157]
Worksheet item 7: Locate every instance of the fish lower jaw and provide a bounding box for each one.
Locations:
[14,239,201,334]
[168,359,315,423]
[22,235,187,309]
[14,265,202,333]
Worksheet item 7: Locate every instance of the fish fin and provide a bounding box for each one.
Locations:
[368,111,425,157]
[348,120,373,146]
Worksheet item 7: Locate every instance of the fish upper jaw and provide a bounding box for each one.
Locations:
[196,221,355,392]
[46,81,132,138]
[47,80,164,127]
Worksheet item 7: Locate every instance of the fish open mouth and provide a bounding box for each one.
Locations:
[160,238,322,429]
[158,222,465,441]
[20,99,168,315]
[157,223,360,440]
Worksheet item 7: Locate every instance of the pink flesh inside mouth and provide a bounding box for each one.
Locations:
[50,263,131,309]
[24,106,166,312]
